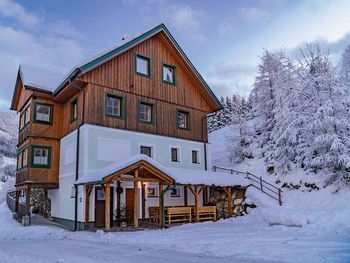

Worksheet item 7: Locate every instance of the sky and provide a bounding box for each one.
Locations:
[1,0,350,110]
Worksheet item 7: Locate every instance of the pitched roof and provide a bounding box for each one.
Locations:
[75,154,250,187]
[19,64,65,93]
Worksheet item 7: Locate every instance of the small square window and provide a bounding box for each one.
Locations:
[177,110,189,129]
[171,148,179,162]
[32,146,51,168]
[192,150,199,164]
[139,102,153,123]
[147,187,158,197]
[170,187,180,197]
[106,94,123,117]
[70,98,78,121]
[34,103,52,124]
[162,64,175,84]
[140,146,152,158]
[136,54,150,77]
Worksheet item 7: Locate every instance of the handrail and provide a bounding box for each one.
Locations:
[213,165,283,206]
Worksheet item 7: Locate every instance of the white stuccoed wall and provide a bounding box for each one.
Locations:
[50,124,210,222]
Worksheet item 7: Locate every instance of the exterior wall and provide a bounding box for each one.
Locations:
[51,123,208,224]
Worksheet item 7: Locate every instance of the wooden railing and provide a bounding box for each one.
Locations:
[213,166,283,206]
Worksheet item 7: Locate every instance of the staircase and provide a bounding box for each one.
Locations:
[213,166,283,206]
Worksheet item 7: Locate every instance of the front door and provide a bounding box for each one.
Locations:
[125,189,134,224]
[95,186,114,228]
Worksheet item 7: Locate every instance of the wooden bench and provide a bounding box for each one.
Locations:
[192,206,216,222]
[149,206,160,223]
[165,207,192,225]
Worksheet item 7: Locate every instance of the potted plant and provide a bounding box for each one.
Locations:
[114,203,128,228]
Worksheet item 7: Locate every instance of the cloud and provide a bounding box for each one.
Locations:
[0,0,39,27]
[239,7,269,22]
[0,0,85,110]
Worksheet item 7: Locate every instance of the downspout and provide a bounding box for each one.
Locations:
[71,80,85,231]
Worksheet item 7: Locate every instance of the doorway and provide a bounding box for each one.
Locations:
[95,186,114,228]
[125,188,134,225]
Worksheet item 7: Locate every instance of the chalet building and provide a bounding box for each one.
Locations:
[10,24,248,230]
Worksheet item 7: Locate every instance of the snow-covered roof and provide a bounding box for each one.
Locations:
[19,64,65,93]
[75,154,250,187]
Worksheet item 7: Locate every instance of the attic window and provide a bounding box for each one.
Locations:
[70,98,78,122]
[162,64,175,85]
[136,54,150,77]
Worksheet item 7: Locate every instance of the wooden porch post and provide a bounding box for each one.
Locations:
[159,184,163,225]
[184,186,188,206]
[194,186,199,222]
[141,183,146,220]
[224,187,233,218]
[105,183,111,231]
[116,182,121,219]
[85,185,93,229]
[15,190,19,213]
[134,170,139,228]
[25,186,30,216]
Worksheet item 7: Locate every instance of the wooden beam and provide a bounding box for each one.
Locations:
[105,183,111,231]
[141,183,146,220]
[134,170,139,228]
[188,186,204,222]
[116,182,121,220]
[25,186,30,216]
[85,185,93,229]
[15,191,19,213]
[184,186,188,206]
[159,184,163,226]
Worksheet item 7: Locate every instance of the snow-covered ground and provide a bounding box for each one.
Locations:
[0,185,349,263]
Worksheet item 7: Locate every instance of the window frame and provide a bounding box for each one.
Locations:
[19,104,31,131]
[135,53,151,78]
[176,109,190,130]
[171,147,179,162]
[33,102,53,125]
[105,92,125,119]
[140,145,153,158]
[162,63,176,85]
[138,100,155,125]
[192,150,199,164]
[30,145,52,168]
[70,97,78,122]
[170,187,181,197]
[17,147,29,171]
[147,186,158,198]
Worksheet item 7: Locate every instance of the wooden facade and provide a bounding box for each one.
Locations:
[11,25,221,219]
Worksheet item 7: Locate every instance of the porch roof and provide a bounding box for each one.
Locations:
[75,154,250,187]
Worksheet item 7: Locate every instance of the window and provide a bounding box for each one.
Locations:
[105,93,124,118]
[96,188,105,201]
[170,187,180,197]
[171,148,179,162]
[139,101,154,123]
[147,187,158,197]
[31,146,51,168]
[70,98,78,121]
[19,105,31,130]
[136,54,150,77]
[162,64,175,85]
[140,146,152,158]
[34,103,52,124]
[192,150,199,164]
[177,110,190,130]
[17,148,28,170]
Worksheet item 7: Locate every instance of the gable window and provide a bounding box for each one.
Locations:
[70,98,78,122]
[192,150,199,164]
[139,101,154,124]
[17,148,28,170]
[136,54,151,77]
[170,187,180,197]
[162,64,175,85]
[140,146,152,158]
[34,103,52,124]
[105,93,124,118]
[31,146,51,168]
[171,148,179,162]
[177,110,190,130]
[19,105,31,130]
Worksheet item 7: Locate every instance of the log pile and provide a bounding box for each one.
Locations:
[30,189,51,218]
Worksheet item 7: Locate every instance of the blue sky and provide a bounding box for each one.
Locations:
[1,0,350,110]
